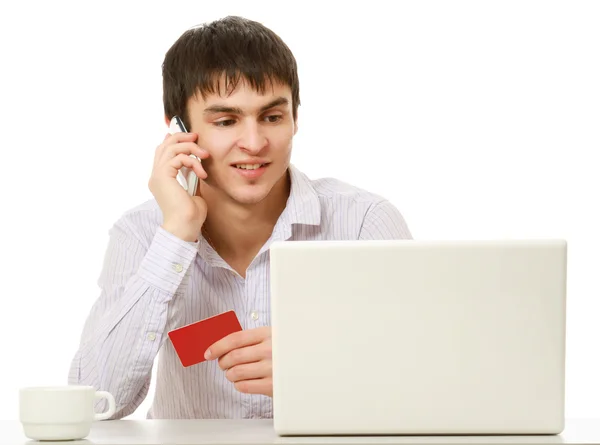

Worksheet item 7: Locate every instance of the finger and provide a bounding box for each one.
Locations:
[225,360,272,383]
[158,132,197,151]
[218,343,268,370]
[154,133,198,160]
[234,377,272,396]
[165,153,207,180]
[166,131,198,144]
[206,327,270,361]
[188,154,208,180]
[162,142,210,164]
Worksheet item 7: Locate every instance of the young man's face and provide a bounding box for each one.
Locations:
[185,77,297,206]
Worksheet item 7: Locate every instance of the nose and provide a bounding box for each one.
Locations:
[237,120,267,154]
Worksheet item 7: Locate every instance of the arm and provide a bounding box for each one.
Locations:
[68,220,198,419]
[358,199,413,240]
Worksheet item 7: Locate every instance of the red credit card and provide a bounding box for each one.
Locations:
[168,310,243,367]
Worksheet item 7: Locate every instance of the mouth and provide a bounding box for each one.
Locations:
[231,163,269,170]
[230,162,270,179]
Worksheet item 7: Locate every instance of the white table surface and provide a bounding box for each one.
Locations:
[2,419,600,445]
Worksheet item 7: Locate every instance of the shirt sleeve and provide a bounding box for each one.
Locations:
[68,220,198,419]
[358,199,413,240]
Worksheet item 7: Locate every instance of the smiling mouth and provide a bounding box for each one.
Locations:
[232,163,269,170]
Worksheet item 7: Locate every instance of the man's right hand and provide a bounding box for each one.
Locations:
[148,132,210,242]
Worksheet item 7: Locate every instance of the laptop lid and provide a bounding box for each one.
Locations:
[270,239,567,435]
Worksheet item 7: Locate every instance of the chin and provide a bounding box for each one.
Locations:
[227,185,273,205]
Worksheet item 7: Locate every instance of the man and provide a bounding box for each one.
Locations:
[68,15,412,420]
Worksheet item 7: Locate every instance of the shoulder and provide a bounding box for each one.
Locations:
[310,175,389,209]
[291,166,411,239]
[293,164,394,214]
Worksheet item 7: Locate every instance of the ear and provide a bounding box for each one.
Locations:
[164,115,171,126]
[293,117,299,135]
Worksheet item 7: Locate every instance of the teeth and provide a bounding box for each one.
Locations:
[235,164,263,170]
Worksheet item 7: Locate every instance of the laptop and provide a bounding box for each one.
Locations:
[269,239,567,436]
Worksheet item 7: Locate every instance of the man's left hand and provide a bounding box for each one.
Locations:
[204,326,273,397]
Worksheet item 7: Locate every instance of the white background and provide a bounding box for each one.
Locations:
[0,0,598,421]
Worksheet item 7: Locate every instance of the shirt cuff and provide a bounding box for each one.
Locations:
[137,226,199,294]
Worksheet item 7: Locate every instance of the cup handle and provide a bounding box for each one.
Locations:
[94,391,116,421]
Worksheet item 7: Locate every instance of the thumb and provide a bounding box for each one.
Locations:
[191,195,208,214]
[191,195,205,205]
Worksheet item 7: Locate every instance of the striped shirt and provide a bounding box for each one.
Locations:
[68,164,412,419]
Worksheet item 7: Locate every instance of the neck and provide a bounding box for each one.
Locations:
[200,169,291,256]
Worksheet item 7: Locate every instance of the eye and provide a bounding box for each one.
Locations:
[214,119,235,127]
[264,115,282,123]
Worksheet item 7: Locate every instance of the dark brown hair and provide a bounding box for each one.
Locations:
[162,16,300,129]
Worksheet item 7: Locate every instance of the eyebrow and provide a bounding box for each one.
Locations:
[203,97,289,116]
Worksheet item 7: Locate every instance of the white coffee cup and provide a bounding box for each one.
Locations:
[19,385,116,441]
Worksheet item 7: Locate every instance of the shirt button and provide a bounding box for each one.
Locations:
[173,263,184,273]
[250,311,259,321]
[147,332,156,341]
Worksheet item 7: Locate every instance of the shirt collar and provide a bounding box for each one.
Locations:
[277,163,321,228]
[255,163,321,256]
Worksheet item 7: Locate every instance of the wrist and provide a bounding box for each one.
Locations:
[161,221,201,242]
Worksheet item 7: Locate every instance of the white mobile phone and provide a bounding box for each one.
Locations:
[169,116,199,196]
